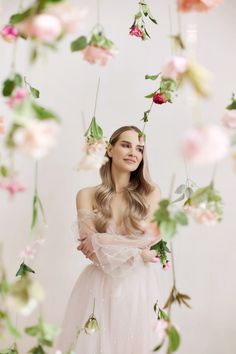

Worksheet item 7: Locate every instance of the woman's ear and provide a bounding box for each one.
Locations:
[107,144,113,157]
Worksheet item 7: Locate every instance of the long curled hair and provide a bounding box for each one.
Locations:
[93,126,156,236]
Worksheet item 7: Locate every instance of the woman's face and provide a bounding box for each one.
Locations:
[108,130,144,172]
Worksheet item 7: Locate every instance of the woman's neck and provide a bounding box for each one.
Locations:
[111,164,130,193]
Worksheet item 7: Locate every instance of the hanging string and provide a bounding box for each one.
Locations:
[97,0,100,25]
[93,77,101,117]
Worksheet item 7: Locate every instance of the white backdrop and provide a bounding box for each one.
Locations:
[0,0,236,353]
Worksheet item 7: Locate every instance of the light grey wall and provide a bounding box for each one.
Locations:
[0,0,236,353]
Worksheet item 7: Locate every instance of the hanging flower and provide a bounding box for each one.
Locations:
[153,92,168,105]
[77,138,108,170]
[45,1,85,34]
[163,260,171,271]
[153,319,169,341]
[84,316,100,334]
[185,203,218,225]
[129,1,157,40]
[177,0,224,12]
[182,124,229,165]
[1,24,19,42]
[18,14,62,43]
[0,116,5,134]
[162,56,188,81]
[6,87,27,108]
[71,24,117,66]
[129,25,144,38]
[13,119,60,159]
[0,179,26,196]
[222,110,236,129]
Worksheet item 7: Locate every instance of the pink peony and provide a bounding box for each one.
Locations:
[46,2,84,33]
[0,116,5,134]
[222,110,236,129]
[153,319,169,341]
[182,124,229,165]
[178,0,224,12]
[82,45,114,66]
[1,24,19,42]
[162,56,188,81]
[7,87,27,108]
[13,119,60,159]
[129,25,143,38]
[19,14,62,42]
[0,180,26,196]
[153,93,168,104]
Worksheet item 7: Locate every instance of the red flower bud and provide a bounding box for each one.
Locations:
[152,93,168,104]
[129,25,143,38]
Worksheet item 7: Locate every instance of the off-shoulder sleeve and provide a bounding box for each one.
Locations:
[76,209,156,278]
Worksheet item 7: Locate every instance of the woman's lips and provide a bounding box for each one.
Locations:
[124,159,136,164]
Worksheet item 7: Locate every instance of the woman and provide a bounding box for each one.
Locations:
[57,126,162,354]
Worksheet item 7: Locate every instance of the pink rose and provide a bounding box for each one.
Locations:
[182,124,229,165]
[178,0,224,12]
[82,45,114,66]
[222,110,236,129]
[1,24,19,42]
[129,25,143,38]
[19,14,62,42]
[153,93,168,104]
[7,87,27,108]
[162,56,188,81]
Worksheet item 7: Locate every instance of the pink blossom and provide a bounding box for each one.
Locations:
[19,14,62,42]
[1,24,19,42]
[163,260,171,271]
[162,56,188,81]
[7,88,27,108]
[187,204,218,225]
[153,319,169,341]
[0,180,26,196]
[0,116,5,134]
[222,110,236,129]
[46,2,85,33]
[82,45,114,66]
[177,0,224,12]
[13,119,60,159]
[153,93,168,104]
[20,238,45,260]
[182,124,229,165]
[129,25,143,38]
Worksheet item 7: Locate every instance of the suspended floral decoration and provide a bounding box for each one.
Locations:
[129,1,157,40]
[71,24,117,66]
[177,0,224,13]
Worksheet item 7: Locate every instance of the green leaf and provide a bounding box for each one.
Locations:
[175,184,186,194]
[159,308,169,321]
[28,345,46,354]
[5,317,21,338]
[32,102,60,122]
[134,11,142,20]
[10,8,34,25]
[153,340,165,351]
[2,79,15,97]
[144,91,157,99]
[159,199,170,208]
[185,187,193,198]
[25,324,39,336]
[0,165,8,177]
[30,86,40,99]
[14,74,23,87]
[16,262,35,277]
[167,325,181,352]
[71,36,87,52]
[160,220,176,241]
[145,74,160,80]
[226,94,236,110]
[171,194,185,204]
[31,194,38,230]
[174,211,188,225]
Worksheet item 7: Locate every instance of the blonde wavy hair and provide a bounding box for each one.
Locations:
[94,126,156,235]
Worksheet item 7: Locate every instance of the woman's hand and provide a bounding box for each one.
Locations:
[77,234,95,259]
[140,249,159,263]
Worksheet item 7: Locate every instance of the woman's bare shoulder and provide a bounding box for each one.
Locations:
[76,185,100,210]
[146,185,161,218]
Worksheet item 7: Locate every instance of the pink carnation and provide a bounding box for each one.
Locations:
[1,24,19,42]
[7,87,27,108]
[82,45,114,66]
[182,124,229,165]
[19,14,62,42]
[178,0,224,12]
[222,110,236,129]
[162,56,188,81]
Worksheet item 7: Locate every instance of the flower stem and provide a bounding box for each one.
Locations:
[93,77,100,117]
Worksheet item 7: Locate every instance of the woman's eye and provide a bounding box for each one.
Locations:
[122,143,129,148]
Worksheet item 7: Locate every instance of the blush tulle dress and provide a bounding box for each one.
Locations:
[57,209,162,354]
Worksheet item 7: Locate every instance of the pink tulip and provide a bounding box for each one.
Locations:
[7,87,27,108]
[162,56,188,81]
[178,0,224,12]
[222,110,236,129]
[82,45,114,66]
[19,14,62,42]
[182,124,229,165]
[1,24,19,42]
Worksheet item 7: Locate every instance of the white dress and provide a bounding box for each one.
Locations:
[57,209,162,354]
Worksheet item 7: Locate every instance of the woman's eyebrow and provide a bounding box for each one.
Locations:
[120,140,144,148]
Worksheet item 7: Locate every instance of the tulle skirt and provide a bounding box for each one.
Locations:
[57,261,161,354]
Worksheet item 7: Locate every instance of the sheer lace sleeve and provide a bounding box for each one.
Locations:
[76,209,156,278]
